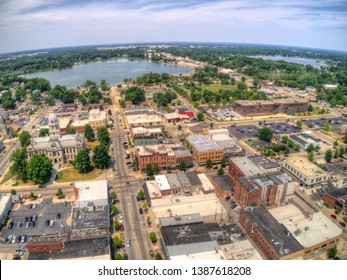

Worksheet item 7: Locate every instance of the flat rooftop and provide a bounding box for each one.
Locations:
[171,147,192,158]
[185,171,202,186]
[234,100,274,106]
[269,205,343,248]
[242,207,304,257]
[58,117,71,129]
[230,156,263,177]
[155,175,171,191]
[160,213,203,228]
[71,206,110,230]
[210,175,234,192]
[187,135,223,152]
[165,173,182,189]
[284,157,328,179]
[75,180,108,203]
[167,241,220,258]
[197,173,214,192]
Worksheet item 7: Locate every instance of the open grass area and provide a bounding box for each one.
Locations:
[202,84,237,93]
[85,140,100,151]
[55,167,107,183]
[0,170,15,184]
[319,130,332,137]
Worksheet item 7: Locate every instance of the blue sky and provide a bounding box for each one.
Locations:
[0,0,346,53]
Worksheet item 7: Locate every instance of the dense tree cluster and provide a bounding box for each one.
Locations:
[134,72,170,85]
[153,90,176,106]
[124,86,146,105]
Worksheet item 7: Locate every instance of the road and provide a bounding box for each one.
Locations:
[110,109,151,260]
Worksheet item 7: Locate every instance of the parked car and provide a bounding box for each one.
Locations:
[17,222,22,228]
[45,220,50,226]
[139,208,143,215]
[126,239,131,247]
[49,220,55,227]
[24,217,28,222]
[20,235,27,243]
[28,216,33,222]
[56,213,61,220]
[12,255,21,260]
[6,235,13,244]
[28,204,33,209]
[149,250,155,258]
[32,215,37,222]
[8,221,14,229]
[31,221,36,227]
[120,224,124,232]
[339,221,346,228]
[331,214,337,219]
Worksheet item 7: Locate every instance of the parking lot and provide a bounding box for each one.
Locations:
[2,199,71,242]
[261,122,301,134]
[303,117,347,128]
[210,108,241,120]
[228,125,259,140]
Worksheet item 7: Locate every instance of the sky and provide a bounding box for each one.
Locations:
[0,0,346,54]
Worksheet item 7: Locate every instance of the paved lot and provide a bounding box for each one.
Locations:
[303,117,347,128]
[2,199,72,240]
[261,122,301,134]
[210,109,241,120]
[228,125,259,140]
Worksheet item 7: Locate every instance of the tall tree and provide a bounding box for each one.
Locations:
[38,128,49,137]
[10,148,28,181]
[197,112,205,121]
[325,149,333,163]
[27,154,52,184]
[92,145,111,169]
[179,161,187,171]
[258,128,273,142]
[19,130,32,148]
[74,150,92,173]
[97,126,110,146]
[145,164,154,176]
[66,127,76,135]
[153,164,160,175]
[206,159,213,168]
[84,124,95,141]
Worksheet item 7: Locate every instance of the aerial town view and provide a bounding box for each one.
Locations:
[0,1,346,274]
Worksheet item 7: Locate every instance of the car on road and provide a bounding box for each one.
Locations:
[8,221,14,229]
[12,255,21,260]
[126,239,131,247]
[17,222,22,228]
[123,253,128,260]
[45,220,50,226]
[20,235,27,243]
[298,187,305,194]
[139,208,143,215]
[28,204,33,209]
[331,214,337,219]
[24,217,28,222]
[120,224,124,231]
[56,213,61,220]
[340,221,346,228]
[49,220,55,227]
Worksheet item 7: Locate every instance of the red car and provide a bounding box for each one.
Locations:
[339,221,346,228]
[120,224,124,232]
[330,214,337,219]
[27,204,33,209]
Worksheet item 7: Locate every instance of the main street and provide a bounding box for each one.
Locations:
[110,109,151,260]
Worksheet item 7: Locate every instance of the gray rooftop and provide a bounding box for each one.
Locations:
[171,147,192,158]
[210,175,234,192]
[229,156,263,177]
[71,206,110,230]
[166,173,182,189]
[187,135,222,152]
[185,171,202,186]
[241,207,304,257]
[177,172,192,188]
[160,213,203,228]
[167,241,220,257]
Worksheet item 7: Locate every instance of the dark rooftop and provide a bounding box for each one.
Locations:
[241,207,304,257]
[210,175,234,192]
[28,237,110,260]
[185,171,202,186]
[71,206,110,230]
[325,188,347,199]
[161,223,212,246]
[204,223,223,233]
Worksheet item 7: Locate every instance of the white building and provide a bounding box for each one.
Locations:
[74,180,109,208]
[290,132,322,150]
[0,195,12,223]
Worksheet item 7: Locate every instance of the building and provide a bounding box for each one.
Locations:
[188,122,210,135]
[27,113,85,168]
[58,117,72,135]
[234,172,295,207]
[323,188,347,215]
[60,103,76,112]
[209,129,244,158]
[228,156,263,180]
[88,109,106,134]
[209,175,234,198]
[0,195,12,226]
[154,175,172,196]
[197,173,215,194]
[163,112,190,123]
[248,156,281,174]
[0,138,4,151]
[70,120,89,134]
[269,205,343,259]
[74,180,109,208]
[131,126,162,138]
[283,157,329,186]
[187,135,224,165]
[126,114,163,128]
[290,132,322,150]
[0,116,13,139]
[239,207,304,260]
[233,99,308,116]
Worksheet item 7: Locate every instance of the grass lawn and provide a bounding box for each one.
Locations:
[0,170,15,184]
[202,84,237,93]
[319,130,332,137]
[56,167,108,183]
[85,140,100,150]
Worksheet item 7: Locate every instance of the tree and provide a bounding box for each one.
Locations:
[113,236,122,249]
[197,112,205,121]
[307,104,314,112]
[100,79,109,91]
[149,232,157,243]
[145,164,154,176]
[84,124,95,141]
[66,127,76,135]
[206,159,213,168]
[119,99,126,108]
[29,192,35,199]
[306,144,315,153]
[38,128,49,137]
[113,220,120,231]
[110,191,117,200]
[295,120,303,127]
[138,189,145,200]
[308,151,314,162]
[10,189,17,195]
[324,122,331,131]
[179,161,187,171]
[153,164,160,175]
[111,205,118,214]
[74,150,91,173]
[131,159,139,171]
[27,154,52,184]
[325,149,333,163]
[217,167,224,176]
[344,135,347,144]
[327,246,337,258]
[142,202,148,212]
[10,148,28,181]
[334,149,339,159]
[258,128,273,142]
[221,157,227,168]
[97,127,110,147]
[155,253,163,260]
[56,188,64,198]
[19,130,31,148]
[124,86,145,105]
[92,145,111,169]
[115,253,124,260]
[333,140,339,147]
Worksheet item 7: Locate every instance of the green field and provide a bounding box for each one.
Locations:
[202,84,237,93]
[56,167,107,183]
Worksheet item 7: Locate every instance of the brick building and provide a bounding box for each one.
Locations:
[323,188,347,215]
[228,156,263,180]
[209,175,234,198]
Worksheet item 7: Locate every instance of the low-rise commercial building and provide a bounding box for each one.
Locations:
[58,117,72,135]
[74,180,109,208]
[126,114,163,128]
[228,156,263,180]
[163,112,190,123]
[88,109,106,134]
[197,173,215,194]
[323,188,347,215]
[70,120,89,134]
[131,126,162,138]
[0,195,12,225]
[290,132,322,150]
[209,175,234,198]
[187,135,224,165]
[209,129,244,158]
[155,175,172,196]
[283,157,329,186]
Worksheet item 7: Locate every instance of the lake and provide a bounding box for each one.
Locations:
[21,58,193,89]
[250,55,324,68]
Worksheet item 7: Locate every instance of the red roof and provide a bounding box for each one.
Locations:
[179,111,194,117]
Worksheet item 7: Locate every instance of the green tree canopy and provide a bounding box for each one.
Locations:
[19,130,32,148]
[66,127,76,135]
[296,120,303,127]
[84,124,95,141]
[221,157,228,168]
[138,189,145,200]
[155,253,163,260]
[306,143,315,153]
[115,253,124,260]
[197,112,205,121]
[27,154,52,184]
[206,159,213,168]
[324,122,331,131]
[113,236,122,249]
[145,164,154,176]
[10,189,17,195]
[92,145,111,169]
[110,191,117,200]
[10,148,28,181]
[124,86,146,105]
[258,127,273,142]
[153,164,160,175]
[97,126,110,146]
[179,161,187,171]
[38,128,49,137]
[217,167,224,176]
[74,150,92,173]
[149,232,157,243]
[56,188,64,198]
[325,149,333,163]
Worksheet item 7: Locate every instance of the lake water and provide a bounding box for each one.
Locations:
[250,55,324,68]
[21,58,193,89]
